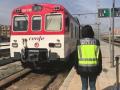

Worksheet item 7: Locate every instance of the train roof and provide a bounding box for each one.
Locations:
[12,3,80,25]
[12,3,67,13]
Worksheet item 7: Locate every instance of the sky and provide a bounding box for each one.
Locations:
[0,0,120,33]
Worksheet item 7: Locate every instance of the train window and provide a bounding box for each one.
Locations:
[32,16,41,31]
[70,23,73,38]
[45,14,62,31]
[75,27,77,38]
[65,17,70,32]
[13,16,28,31]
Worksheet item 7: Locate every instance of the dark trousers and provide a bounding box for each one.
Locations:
[80,75,97,90]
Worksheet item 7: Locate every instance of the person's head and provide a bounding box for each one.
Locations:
[81,25,94,38]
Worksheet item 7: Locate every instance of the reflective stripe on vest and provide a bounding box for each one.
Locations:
[77,45,99,66]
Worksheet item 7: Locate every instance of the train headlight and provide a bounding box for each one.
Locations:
[49,43,55,47]
[54,43,61,48]
[32,4,42,11]
[12,43,18,48]
[54,6,61,11]
[16,8,22,13]
[49,43,61,48]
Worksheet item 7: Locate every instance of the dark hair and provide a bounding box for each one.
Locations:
[81,25,94,38]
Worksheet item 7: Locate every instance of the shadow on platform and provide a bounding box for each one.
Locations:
[103,83,120,90]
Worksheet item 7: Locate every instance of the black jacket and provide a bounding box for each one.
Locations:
[74,38,102,76]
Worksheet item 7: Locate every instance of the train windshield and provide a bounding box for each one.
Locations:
[13,16,28,31]
[45,14,62,31]
[32,16,41,31]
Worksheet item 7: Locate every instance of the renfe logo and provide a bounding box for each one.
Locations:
[29,36,45,41]
[34,42,39,48]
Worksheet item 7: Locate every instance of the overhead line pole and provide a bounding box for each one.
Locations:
[111,0,115,67]
[96,0,100,40]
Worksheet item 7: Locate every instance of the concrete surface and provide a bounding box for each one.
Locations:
[59,41,120,90]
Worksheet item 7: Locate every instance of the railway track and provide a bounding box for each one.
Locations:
[102,38,120,46]
[5,72,56,90]
[0,59,70,90]
[0,49,10,58]
[0,49,72,90]
[0,68,69,90]
[0,68,31,89]
[0,57,19,66]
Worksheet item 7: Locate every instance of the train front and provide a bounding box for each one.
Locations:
[10,4,66,68]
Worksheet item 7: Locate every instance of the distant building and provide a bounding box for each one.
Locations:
[0,24,10,37]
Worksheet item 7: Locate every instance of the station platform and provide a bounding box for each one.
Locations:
[59,41,120,90]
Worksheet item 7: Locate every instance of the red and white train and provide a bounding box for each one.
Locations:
[10,3,80,68]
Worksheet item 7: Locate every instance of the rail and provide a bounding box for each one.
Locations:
[0,42,10,50]
[0,68,31,88]
[0,57,20,66]
[0,42,19,66]
[102,39,120,47]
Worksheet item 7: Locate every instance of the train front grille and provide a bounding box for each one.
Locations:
[26,48,48,62]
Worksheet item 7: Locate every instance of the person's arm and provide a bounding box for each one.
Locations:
[99,49,102,73]
[98,40,102,73]
[74,48,78,70]
[74,40,80,73]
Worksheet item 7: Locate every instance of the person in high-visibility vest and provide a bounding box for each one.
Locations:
[75,25,102,90]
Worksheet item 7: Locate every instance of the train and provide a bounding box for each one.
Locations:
[10,3,80,69]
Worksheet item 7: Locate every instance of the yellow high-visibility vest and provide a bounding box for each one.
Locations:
[77,44,99,66]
